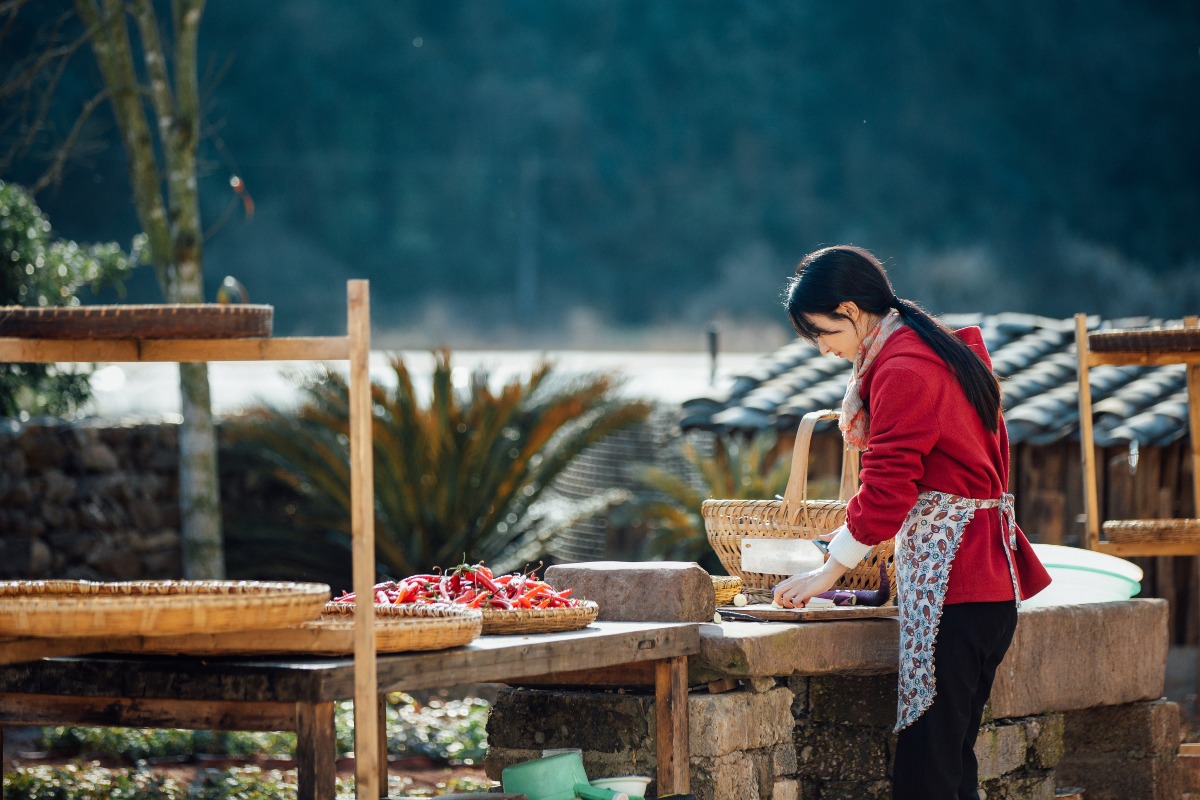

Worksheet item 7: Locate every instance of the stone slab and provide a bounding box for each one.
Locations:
[544,561,715,622]
[696,599,1168,718]
[990,600,1168,718]
[694,620,898,681]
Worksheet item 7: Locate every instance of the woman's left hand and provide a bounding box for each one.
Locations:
[773,557,849,608]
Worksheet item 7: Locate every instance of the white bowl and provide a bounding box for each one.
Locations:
[1024,544,1142,608]
[591,775,652,797]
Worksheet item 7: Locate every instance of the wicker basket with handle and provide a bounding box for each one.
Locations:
[702,409,895,595]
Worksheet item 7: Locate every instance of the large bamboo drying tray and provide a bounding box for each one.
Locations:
[481,601,600,635]
[0,304,273,339]
[116,602,484,656]
[0,580,330,638]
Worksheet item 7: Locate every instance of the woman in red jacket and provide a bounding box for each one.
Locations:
[773,245,1051,800]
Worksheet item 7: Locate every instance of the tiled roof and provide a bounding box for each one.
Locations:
[681,313,1192,447]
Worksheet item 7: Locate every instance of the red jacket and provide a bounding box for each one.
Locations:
[845,325,1052,604]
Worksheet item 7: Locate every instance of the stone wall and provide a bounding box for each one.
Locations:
[484,676,1078,800]
[0,419,181,580]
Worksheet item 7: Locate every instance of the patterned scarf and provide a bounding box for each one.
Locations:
[839,310,905,451]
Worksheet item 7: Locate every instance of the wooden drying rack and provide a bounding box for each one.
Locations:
[0,281,384,798]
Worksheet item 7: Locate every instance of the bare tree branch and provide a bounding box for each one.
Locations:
[31,87,110,193]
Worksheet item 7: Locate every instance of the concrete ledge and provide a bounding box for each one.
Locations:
[990,599,1168,718]
[695,599,1168,717]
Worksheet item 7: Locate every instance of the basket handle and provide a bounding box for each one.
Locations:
[781,409,861,523]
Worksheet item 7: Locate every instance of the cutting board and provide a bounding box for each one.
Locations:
[719,602,898,622]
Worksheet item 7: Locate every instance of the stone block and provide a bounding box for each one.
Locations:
[795,722,890,781]
[689,687,794,758]
[974,721,1028,781]
[544,561,714,622]
[771,740,798,776]
[696,620,897,681]
[787,676,810,720]
[817,779,891,799]
[771,778,800,800]
[979,770,1057,800]
[1023,713,1065,770]
[1062,700,1181,757]
[990,601,1168,718]
[485,687,651,754]
[1054,752,1180,800]
[808,674,895,727]
[691,751,760,800]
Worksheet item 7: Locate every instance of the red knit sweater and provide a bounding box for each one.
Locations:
[845,325,1052,604]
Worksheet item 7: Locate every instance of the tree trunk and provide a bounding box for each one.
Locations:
[77,0,224,579]
[179,362,223,578]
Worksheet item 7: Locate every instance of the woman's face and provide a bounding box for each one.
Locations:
[803,304,870,360]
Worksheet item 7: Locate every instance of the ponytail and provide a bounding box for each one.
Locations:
[892,297,1001,432]
[786,245,1001,432]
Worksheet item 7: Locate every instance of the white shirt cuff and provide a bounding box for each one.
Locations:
[826,524,872,569]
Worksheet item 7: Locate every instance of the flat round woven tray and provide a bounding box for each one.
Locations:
[1089,327,1200,353]
[480,601,599,635]
[0,580,329,638]
[712,575,743,605]
[313,602,482,652]
[0,304,273,340]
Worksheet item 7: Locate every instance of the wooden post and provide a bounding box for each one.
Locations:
[1075,313,1102,549]
[348,280,379,800]
[296,701,337,800]
[655,656,690,794]
[376,693,389,798]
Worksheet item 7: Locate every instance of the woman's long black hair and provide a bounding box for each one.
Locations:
[784,245,1001,432]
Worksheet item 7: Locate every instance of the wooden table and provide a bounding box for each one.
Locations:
[0,621,700,799]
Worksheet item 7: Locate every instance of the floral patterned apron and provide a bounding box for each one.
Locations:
[894,490,1021,732]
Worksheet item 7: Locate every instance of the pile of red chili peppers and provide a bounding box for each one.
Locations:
[332,563,579,610]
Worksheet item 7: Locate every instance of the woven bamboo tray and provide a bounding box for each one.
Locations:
[703,410,894,595]
[0,304,273,340]
[1103,518,1200,543]
[480,601,600,635]
[712,575,742,605]
[0,580,329,638]
[310,602,482,652]
[1088,327,1200,353]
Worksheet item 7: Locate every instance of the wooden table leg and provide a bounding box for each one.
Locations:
[376,694,389,798]
[296,701,337,800]
[655,656,690,794]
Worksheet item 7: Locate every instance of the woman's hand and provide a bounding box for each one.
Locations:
[773,556,850,608]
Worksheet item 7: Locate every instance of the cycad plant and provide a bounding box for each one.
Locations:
[636,432,820,572]
[226,351,649,579]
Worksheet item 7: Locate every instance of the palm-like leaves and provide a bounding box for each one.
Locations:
[228,351,650,577]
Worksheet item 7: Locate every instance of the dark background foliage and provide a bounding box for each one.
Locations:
[5,0,1199,342]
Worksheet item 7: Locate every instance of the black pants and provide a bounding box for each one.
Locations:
[892,601,1019,800]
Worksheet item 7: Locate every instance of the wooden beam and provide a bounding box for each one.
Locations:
[1087,350,1200,368]
[0,693,296,731]
[0,336,350,363]
[1097,540,1200,557]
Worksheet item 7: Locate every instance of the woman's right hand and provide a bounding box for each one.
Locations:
[773,556,849,608]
